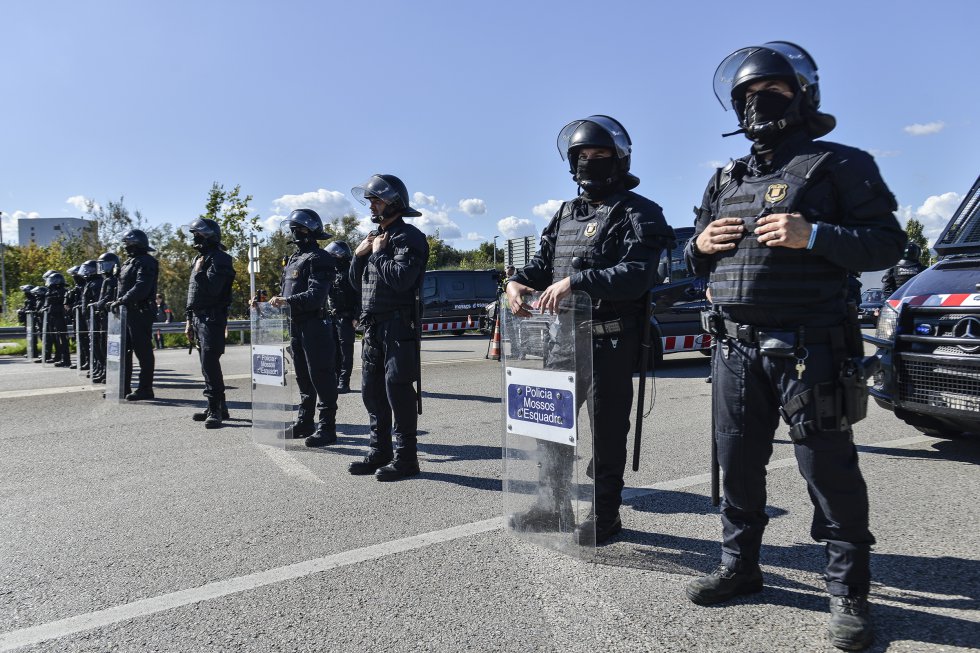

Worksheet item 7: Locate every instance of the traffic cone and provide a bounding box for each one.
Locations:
[486,312,502,360]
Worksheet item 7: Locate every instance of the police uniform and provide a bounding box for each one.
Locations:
[187,244,235,417]
[686,44,907,637]
[83,274,104,378]
[881,252,926,297]
[328,257,359,391]
[512,190,671,534]
[154,299,173,349]
[117,252,159,397]
[92,272,117,383]
[43,282,72,367]
[65,274,88,369]
[350,218,428,470]
[281,243,338,437]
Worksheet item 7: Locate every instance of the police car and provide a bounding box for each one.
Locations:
[421,269,500,335]
[867,174,980,438]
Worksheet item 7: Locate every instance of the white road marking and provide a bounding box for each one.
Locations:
[258,444,324,485]
[0,434,935,651]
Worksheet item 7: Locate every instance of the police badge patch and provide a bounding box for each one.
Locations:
[584,222,598,238]
[764,183,789,204]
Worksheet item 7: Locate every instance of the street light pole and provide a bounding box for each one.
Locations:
[0,211,7,317]
[493,235,498,269]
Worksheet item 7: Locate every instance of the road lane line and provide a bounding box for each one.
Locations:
[0,434,936,650]
[259,444,324,485]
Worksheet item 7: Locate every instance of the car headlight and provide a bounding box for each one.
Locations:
[875,301,899,341]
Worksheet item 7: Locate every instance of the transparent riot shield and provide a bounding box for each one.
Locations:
[105,306,127,403]
[89,306,99,385]
[41,312,51,367]
[75,306,85,377]
[250,302,295,447]
[502,291,595,558]
[26,312,37,360]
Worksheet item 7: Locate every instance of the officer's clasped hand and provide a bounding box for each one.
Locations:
[354,235,375,258]
[505,280,535,318]
[268,296,287,308]
[696,217,745,254]
[538,277,572,315]
[754,212,811,249]
[371,231,389,253]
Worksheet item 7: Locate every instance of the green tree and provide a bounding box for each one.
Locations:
[905,217,931,265]
[426,231,464,270]
[199,182,263,317]
[328,214,366,251]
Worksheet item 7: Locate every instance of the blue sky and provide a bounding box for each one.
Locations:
[2,0,978,285]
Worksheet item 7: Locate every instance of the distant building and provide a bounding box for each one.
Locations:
[18,217,97,247]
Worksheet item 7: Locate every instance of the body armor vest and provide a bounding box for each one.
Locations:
[187,248,234,311]
[360,226,422,317]
[280,247,328,318]
[119,255,159,311]
[328,262,358,315]
[891,262,925,290]
[99,276,118,307]
[709,151,844,307]
[45,287,66,316]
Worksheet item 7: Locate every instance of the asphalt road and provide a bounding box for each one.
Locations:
[0,335,977,652]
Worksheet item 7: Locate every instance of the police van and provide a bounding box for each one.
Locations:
[421,269,500,335]
[868,173,980,438]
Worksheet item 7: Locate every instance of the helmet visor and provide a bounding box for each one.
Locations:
[557,115,631,161]
[351,175,400,207]
[713,42,819,110]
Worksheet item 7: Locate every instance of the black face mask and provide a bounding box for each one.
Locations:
[742,90,795,146]
[290,227,315,248]
[192,233,208,251]
[575,157,620,198]
[125,244,143,257]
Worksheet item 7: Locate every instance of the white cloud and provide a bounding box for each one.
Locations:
[903,121,945,136]
[898,191,962,246]
[408,207,461,240]
[466,232,484,241]
[1,210,42,245]
[270,189,353,221]
[66,195,99,214]
[532,200,563,219]
[498,216,537,239]
[458,198,487,215]
[413,192,437,207]
[869,149,901,159]
[702,160,726,169]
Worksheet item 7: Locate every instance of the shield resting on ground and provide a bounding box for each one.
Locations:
[501,290,596,558]
[26,312,37,360]
[41,312,51,368]
[104,306,127,403]
[250,302,295,447]
[89,306,99,385]
[75,306,86,377]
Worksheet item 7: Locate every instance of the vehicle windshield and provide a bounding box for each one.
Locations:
[862,289,884,303]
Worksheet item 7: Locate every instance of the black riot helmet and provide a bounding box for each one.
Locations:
[80,260,99,279]
[67,265,83,285]
[121,229,155,255]
[184,217,225,251]
[278,208,332,245]
[902,242,923,263]
[45,272,66,287]
[31,286,48,298]
[557,115,640,192]
[351,174,423,222]
[325,241,353,261]
[20,284,34,293]
[97,251,121,276]
[713,41,835,140]
[42,269,58,279]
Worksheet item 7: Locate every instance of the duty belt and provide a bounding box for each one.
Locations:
[361,309,406,326]
[711,315,838,345]
[578,317,632,337]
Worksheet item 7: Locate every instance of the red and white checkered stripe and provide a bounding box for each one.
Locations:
[421,316,477,333]
[661,333,712,353]
[887,293,980,310]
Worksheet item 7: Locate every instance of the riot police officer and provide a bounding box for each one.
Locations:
[684,42,906,651]
[881,242,926,297]
[92,252,120,384]
[30,286,49,362]
[348,174,429,481]
[44,272,72,367]
[65,265,89,370]
[505,115,673,543]
[112,229,159,401]
[184,218,236,428]
[78,260,102,377]
[269,209,339,447]
[326,240,358,394]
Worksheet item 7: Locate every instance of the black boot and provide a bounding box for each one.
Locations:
[192,403,211,422]
[305,424,337,447]
[291,420,315,439]
[349,452,393,475]
[827,595,874,651]
[375,457,420,481]
[686,562,764,606]
[337,381,351,394]
[204,399,223,429]
[573,510,623,546]
[220,399,230,420]
[507,501,576,533]
[125,388,155,401]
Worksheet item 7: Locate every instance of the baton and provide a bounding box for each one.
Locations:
[710,335,720,506]
[632,291,654,472]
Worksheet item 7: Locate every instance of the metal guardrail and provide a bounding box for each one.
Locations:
[0,319,252,339]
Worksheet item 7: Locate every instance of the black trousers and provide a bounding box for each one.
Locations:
[124,308,155,394]
[712,338,875,596]
[46,312,71,365]
[333,315,356,385]
[361,318,419,460]
[92,312,107,378]
[193,312,227,401]
[77,312,90,367]
[536,328,640,518]
[291,316,337,428]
